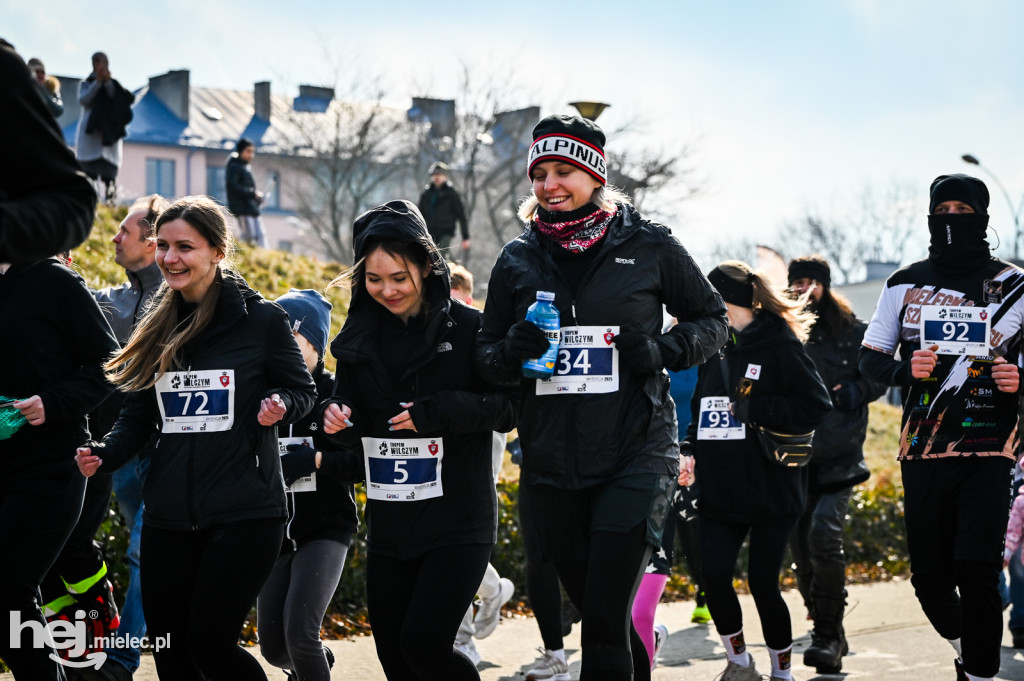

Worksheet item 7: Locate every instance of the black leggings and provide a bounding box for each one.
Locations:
[141,518,284,681]
[553,521,653,681]
[700,515,797,650]
[0,458,86,679]
[367,544,491,681]
[519,480,565,651]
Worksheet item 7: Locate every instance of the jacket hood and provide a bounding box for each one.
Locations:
[349,200,451,316]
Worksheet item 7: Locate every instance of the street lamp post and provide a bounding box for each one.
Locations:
[570,101,610,121]
[961,154,1024,261]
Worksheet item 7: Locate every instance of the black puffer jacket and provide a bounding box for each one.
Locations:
[804,317,887,491]
[477,203,728,488]
[315,200,517,560]
[280,363,358,552]
[226,154,260,217]
[417,181,468,240]
[94,271,316,531]
[685,313,833,522]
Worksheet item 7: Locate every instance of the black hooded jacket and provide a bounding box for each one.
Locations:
[804,316,887,491]
[684,312,833,522]
[92,271,317,531]
[315,200,517,560]
[280,362,358,551]
[476,203,728,489]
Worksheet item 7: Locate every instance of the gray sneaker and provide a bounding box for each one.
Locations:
[473,576,514,639]
[716,656,760,681]
[525,648,570,681]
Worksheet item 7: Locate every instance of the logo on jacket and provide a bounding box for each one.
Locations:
[220,373,230,387]
[984,279,1003,304]
[436,342,453,353]
[428,441,439,456]
[614,257,635,265]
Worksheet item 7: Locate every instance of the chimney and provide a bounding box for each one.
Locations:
[148,70,190,123]
[254,81,271,121]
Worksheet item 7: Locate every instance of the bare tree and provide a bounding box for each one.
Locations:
[779,181,923,284]
[281,60,417,263]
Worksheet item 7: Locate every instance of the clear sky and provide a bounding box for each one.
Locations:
[6,0,1024,266]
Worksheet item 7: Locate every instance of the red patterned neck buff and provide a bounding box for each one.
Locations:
[534,203,616,253]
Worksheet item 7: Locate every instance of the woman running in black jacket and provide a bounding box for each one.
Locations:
[477,114,728,680]
[682,260,832,681]
[314,200,517,681]
[76,196,316,681]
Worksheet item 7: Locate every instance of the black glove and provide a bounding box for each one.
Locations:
[282,444,319,486]
[504,320,550,362]
[832,382,863,411]
[613,332,664,374]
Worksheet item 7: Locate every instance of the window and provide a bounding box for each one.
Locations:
[264,170,280,210]
[206,166,226,204]
[146,158,175,197]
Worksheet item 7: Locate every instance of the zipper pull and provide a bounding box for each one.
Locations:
[571,303,578,325]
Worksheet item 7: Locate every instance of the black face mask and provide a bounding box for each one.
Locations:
[927,212,990,272]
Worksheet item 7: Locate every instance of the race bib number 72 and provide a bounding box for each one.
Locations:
[155,369,234,433]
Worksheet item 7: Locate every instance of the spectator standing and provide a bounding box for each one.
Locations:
[786,255,887,674]
[859,173,1024,681]
[27,57,63,118]
[76,52,134,204]
[418,162,469,262]
[226,138,266,248]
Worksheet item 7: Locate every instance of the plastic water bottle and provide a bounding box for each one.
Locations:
[522,291,560,380]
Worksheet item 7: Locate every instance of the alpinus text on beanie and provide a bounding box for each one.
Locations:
[528,114,607,185]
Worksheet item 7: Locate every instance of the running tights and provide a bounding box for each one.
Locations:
[367,543,491,680]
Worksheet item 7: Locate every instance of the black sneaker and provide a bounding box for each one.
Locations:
[1012,628,1024,649]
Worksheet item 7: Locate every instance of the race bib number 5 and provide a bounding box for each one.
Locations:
[536,325,619,395]
[362,437,444,502]
[920,305,990,356]
[156,369,234,433]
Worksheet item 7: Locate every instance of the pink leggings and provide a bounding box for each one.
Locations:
[631,573,668,669]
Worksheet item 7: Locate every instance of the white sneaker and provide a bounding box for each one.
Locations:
[652,623,669,669]
[473,576,514,639]
[525,648,570,681]
[717,655,760,681]
[454,638,481,667]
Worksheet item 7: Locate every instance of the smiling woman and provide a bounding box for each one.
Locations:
[74,195,316,681]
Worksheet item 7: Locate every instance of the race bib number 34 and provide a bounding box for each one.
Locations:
[362,437,444,502]
[156,369,234,433]
[920,305,990,356]
[536,325,619,395]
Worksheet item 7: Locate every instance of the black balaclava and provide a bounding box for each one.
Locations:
[926,174,991,274]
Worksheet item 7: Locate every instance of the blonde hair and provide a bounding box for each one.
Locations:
[448,263,473,295]
[517,183,631,223]
[717,260,816,342]
[106,196,234,391]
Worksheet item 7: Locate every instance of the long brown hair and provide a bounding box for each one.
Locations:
[105,196,234,391]
[717,260,816,342]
